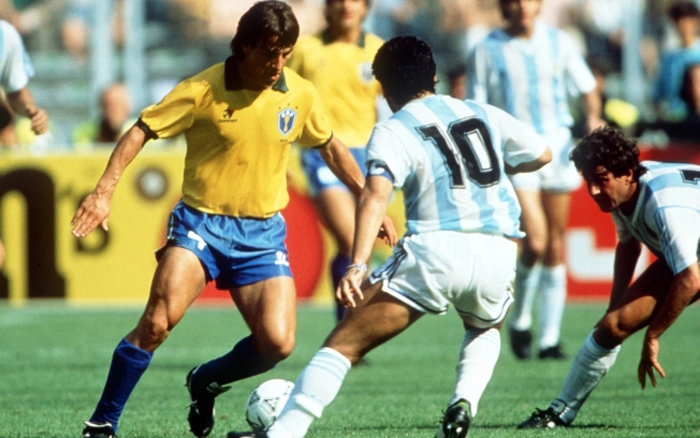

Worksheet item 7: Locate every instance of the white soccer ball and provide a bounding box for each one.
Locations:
[245,379,295,431]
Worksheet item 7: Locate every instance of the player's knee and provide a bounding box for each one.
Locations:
[522,238,546,262]
[256,331,295,362]
[132,316,171,350]
[597,313,630,346]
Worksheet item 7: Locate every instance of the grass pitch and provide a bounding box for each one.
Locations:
[1,301,699,437]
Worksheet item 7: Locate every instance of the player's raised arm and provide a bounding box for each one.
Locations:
[71,123,148,237]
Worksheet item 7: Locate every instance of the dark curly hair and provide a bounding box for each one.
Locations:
[669,1,700,21]
[230,1,299,60]
[570,125,647,181]
[372,36,436,105]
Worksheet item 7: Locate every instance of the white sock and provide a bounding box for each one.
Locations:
[552,330,620,424]
[538,264,566,349]
[268,347,351,438]
[509,260,541,331]
[449,327,501,417]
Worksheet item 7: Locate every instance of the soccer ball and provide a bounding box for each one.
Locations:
[245,379,295,431]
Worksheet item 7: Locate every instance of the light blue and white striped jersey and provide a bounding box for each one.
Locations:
[612,161,700,275]
[366,94,547,238]
[467,21,595,137]
[0,20,34,93]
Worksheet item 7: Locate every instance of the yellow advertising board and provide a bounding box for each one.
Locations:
[0,147,406,305]
[0,149,185,304]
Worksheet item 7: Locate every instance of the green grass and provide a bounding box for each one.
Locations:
[2,302,700,437]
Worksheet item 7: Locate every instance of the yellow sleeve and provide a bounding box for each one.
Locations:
[139,80,196,139]
[297,85,332,148]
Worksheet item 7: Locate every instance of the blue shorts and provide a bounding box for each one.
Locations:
[301,147,367,197]
[160,201,292,289]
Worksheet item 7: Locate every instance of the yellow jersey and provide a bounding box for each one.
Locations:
[287,31,383,148]
[139,57,332,218]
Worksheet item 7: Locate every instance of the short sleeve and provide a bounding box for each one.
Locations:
[139,79,196,139]
[0,21,33,92]
[295,86,333,148]
[656,207,700,274]
[365,123,410,188]
[482,103,547,167]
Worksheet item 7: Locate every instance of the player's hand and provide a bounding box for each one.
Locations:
[335,264,366,308]
[27,106,49,135]
[71,192,111,237]
[638,335,665,389]
[378,215,397,247]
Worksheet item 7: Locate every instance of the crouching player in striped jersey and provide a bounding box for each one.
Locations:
[519,126,700,428]
[228,35,551,438]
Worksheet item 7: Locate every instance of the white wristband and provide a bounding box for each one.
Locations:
[346,263,368,272]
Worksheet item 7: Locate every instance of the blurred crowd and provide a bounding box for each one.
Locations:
[1,0,700,151]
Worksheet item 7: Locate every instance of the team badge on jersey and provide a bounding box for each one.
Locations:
[278,108,296,135]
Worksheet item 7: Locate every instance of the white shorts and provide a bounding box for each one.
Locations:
[369,231,517,328]
[509,128,581,192]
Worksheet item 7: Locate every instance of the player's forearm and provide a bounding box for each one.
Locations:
[94,125,147,197]
[350,181,391,265]
[6,87,37,118]
[645,264,700,340]
[608,239,642,310]
[506,147,552,175]
[582,90,604,133]
[319,137,365,198]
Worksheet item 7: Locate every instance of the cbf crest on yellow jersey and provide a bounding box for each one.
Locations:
[278,107,296,135]
[138,57,332,218]
[287,31,383,148]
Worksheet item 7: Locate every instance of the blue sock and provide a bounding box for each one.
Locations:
[331,254,350,322]
[90,338,152,432]
[190,336,277,396]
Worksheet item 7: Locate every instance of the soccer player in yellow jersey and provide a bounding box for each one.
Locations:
[286,0,385,322]
[71,3,395,438]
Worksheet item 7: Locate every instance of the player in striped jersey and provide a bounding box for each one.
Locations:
[228,35,551,438]
[519,126,700,428]
[467,0,605,361]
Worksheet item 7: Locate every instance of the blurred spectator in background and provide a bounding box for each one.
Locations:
[653,1,700,122]
[572,56,641,138]
[642,62,700,144]
[576,0,625,73]
[0,0,64,51]
[72,82,135,149]
[462,0,501,53]
[369,0,471,92]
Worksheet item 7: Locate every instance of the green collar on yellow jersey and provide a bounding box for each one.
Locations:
[320,30,367,48]
[224,56,289,93]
